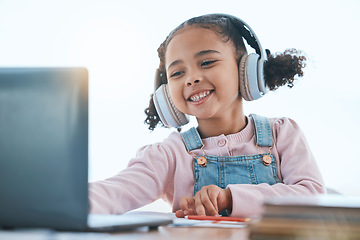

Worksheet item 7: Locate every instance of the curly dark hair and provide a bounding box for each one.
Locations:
[144,14,307,131]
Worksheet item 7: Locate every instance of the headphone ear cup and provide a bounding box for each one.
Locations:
[239,54,252,101]
[239,53,262,101]
[153,84,189,128]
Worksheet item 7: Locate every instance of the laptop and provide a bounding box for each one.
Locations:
[0,68,173,232]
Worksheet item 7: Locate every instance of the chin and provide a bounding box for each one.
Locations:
[194,113,216,121]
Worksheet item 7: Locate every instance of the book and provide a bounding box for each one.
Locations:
[249,195,360,240]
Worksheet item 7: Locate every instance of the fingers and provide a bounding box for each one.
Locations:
[176,185,232,218]
[175,209,185,218]
[194,185,220,216]
[176,196,196,218]
[175,208,196,218]
[179,196,195,212]
[208,187,220,213]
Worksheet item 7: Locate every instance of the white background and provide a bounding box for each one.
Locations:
[1,0,359,212]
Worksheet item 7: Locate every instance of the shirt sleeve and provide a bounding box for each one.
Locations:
[88,143,174,214]
[227,117,326,217]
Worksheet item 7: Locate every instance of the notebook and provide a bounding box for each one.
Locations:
[0,68,173,231]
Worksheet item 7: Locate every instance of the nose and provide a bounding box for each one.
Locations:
[186,79,201,86]
[186,71,203,86]
[185,68,203,86]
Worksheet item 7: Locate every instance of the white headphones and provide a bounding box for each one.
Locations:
[153,14,268,128]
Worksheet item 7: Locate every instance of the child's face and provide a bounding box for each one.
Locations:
[165,26,242,121]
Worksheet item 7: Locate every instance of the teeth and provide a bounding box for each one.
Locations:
[190,90,211,101]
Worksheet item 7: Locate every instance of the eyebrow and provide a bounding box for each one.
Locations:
[196,49,220,57]
[167,49,221,71]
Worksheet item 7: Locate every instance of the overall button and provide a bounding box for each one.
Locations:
[197,156,207,167]
[217,139,227,147]
[262,155,272,166]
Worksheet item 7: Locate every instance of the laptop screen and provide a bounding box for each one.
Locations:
[0,68,89,230]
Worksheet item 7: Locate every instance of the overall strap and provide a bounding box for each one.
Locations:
[250,114,273,147]
[180,127,204,152]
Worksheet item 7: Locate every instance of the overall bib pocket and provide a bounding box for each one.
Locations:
[193,154,281,193]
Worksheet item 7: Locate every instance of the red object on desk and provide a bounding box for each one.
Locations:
[186,215,250,222]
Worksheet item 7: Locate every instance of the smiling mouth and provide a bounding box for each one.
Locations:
[188,90,214,102]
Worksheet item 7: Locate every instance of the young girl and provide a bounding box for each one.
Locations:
[89,14,325,218]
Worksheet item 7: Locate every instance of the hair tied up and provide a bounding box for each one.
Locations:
[264,48,307,91]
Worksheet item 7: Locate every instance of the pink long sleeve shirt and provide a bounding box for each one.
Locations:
[89,117,325,217]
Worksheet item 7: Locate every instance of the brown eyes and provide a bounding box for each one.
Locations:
[170,71,185,78]
[201,60,217,67]
[170,60,218,78]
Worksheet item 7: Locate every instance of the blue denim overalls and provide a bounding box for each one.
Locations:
[180,114,282,215]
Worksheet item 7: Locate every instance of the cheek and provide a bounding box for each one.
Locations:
[168,82,185,110]
[226,65,240,91]
[214,67,239,93]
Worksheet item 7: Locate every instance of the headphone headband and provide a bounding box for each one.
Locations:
[206,13,267,62]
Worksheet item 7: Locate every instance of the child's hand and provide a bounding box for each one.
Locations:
[175,185,232,217]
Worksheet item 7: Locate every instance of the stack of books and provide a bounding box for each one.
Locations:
[250,195,360,239]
